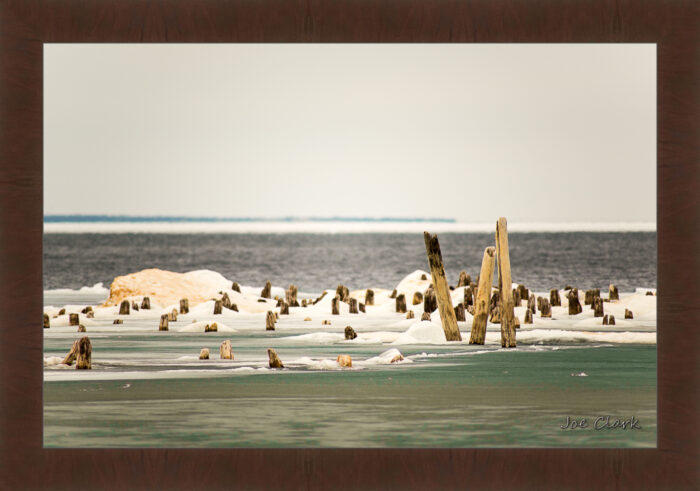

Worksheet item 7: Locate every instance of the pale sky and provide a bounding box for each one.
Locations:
[44,44,656,223]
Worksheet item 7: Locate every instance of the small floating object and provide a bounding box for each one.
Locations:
[571,372,588,377]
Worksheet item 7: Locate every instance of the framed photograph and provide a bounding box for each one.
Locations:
[1,1,697,489]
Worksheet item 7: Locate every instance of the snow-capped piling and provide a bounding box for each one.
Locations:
[550,289,561,306]
[337,355,352,367]
[220,340,233,360]
[470,246,496,345]
[43,313,50,329]
[495,218,517,348]
[280,301,290,315]
[349,298,359,314]
[395,294,407,314]
[159,314,169,331]
[213,300,223,315]
[423,287,437,313]
[609,284,619,301]
[344,326,357,340]
[568,289,583,315]
[625,309,634,319]
[69,313,79,326]
[119,300,130,315]
[455,303,466,321]
[457,271,471,288]
[412,291,423,305]
[423,232,461,342]
[286,285,299,307]
[140,297,151,309]
[267,349,284,368]
[266,311,276,330]
[421,312,431,321]
[199,348,209,360]
[593,297,604,317]
[365,289,375,306]
[180,298,189,314]
[74,337,92,369]
[261,281,272,299]
[331,297,340,315]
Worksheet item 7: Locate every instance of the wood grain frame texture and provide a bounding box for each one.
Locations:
[0,0,697,489]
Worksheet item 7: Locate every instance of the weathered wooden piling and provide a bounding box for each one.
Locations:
[344,326,357,340]
[168,309,178,322]
[593,297,604,317]
[495,218,517,348]
[464,287,474,306]
[331,296,340,315]
[213,300,223,315]
[608,315,616,325]
[205,322,218,332]
[180,298,189,314]
[524,309,533,324]
[420,273,428,280]
[199,348,210,360]
[159,314,169,331]
[131,301,139,311]
[359,303,366,313]
[513,316,520,329]
[412,291,424,305]
[625,309,633,319]
[348,298,358,314]
[266,311,276,330]
[336,285,349,302]
[609,284,619,301]
[584,289,594,306]
[81,306,92,314]
[77,324,86,332]
[469,246,496,345]
[267,348,284,368]
[389,289,398,299]
[76,337,91,369]
[537,296,544,312]
[220,340,233,360]
[395,294,407,314]
[421,312,431,321]
[86,311,94,318]
[322,320,331,325]
[528,294,537,314]
[62,340,79,365]
[43,313,50,329]
[423,287,437,313]
[113,319,123,325]
[568,289,583,315]
[513,288,521,307]
[540,298,552,318]
[286,285,299,307]
[119,300,130,315]
[58,308,66,316]
[140,297,151,309]
[69,313,80,326]
[550,289,561,306]
[517,284,529,303]
[336,355,352,367]
[457,271,471,288]
[406,310,415,319]
[280,301,289,315]
[489,305,502,324]
[365,289,375,306]
[261,281,272,299]
[423,232,462,342]
[455,303,466,322]
[221,293,232,310]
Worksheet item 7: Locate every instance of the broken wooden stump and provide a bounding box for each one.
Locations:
[81,306,92,314]
[75,337,92,369]
[528,294,536,314]
[267,348,284,368]
[221,292,232,309]
[423,287,437,313]
[464,287,474,306]
[180,298,189,314]
[395,294,407,314]
[331,296,340,315]
[168,309,178,322]
[62,340,79,365]
[336,355,352,367]
[313,291,327,305]
[261,281,272,299]
[280,301,289,315]
[86,311,94,318]
[584,289,594,306]
[58,308,66,316]
[609,284,619,301]
[593,297,604,317]
[159,314,169,331]
[550,289,561,307]
[513,288,521,307]
[113,319,123,325]
[131,301,139,311]
[69,313,80,326]
[412,291,423,305]
[213,300,223,315]
[336,285,349,302]
[625,309,634,319]
[389,289,397,299]
[364,289,375,306]
[231,282,241,293]
[540,298,552,318]
[199,348,210,360]
[140,297,151,309]
[469,246,496,345]
[423,232,462,342]
[513,316,520,329]
[390,353,404,363]
[285,284,299,306]
[349,297,359,314]
[205,323,218,332]
[43,313,50,329]
[322,320,331,325]
[489,305,502,324]
[516,284,529,303]
[359,303,366,313]
[608,315,616,325]
[77,324,86,333]
[524,309,533,324]
[455,303,466,322]
[457,271,471,288]
[266,311,276,330]
[406,310,415,319]
[119,300,130,315]
[568,289,583,315]
[420,273,428,280]
[537,296,544,312]
[220,340,233,360]
[646,291,654,296]
[344,326,357,340]
[421,312,431,321]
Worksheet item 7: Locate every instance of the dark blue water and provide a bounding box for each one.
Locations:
[43,232,656,292]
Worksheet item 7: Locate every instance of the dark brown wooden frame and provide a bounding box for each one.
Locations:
[1,0,697,489]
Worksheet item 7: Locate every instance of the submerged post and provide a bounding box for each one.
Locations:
[423,232,461,341]
[469,247,495,344]
[495,218,516,348]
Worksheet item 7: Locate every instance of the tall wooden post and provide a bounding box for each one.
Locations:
[423,232,461,341]
[495,217,516,348]
[469,247,495,344]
